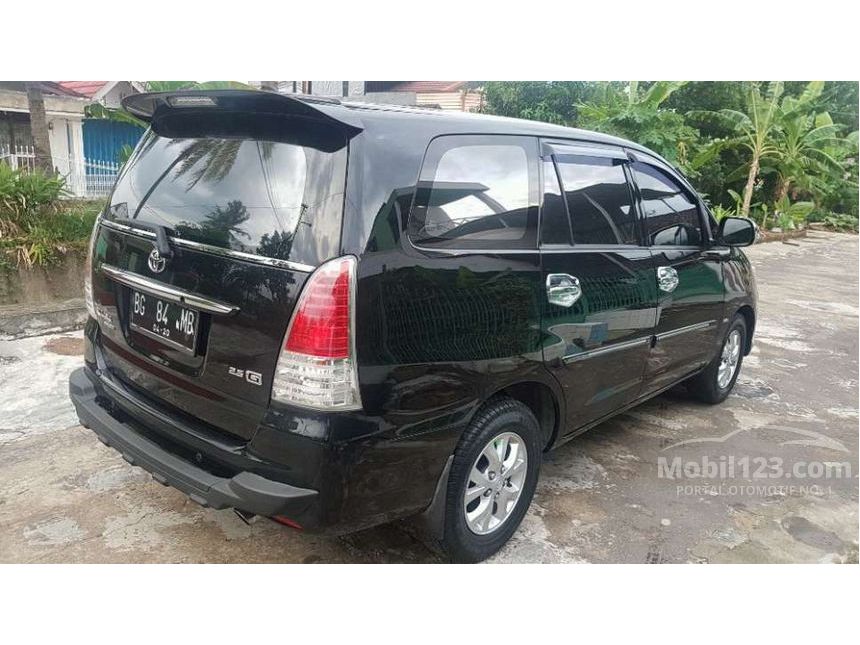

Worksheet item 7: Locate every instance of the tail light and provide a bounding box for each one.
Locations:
[83,217,100,319]
[271,256,362,411]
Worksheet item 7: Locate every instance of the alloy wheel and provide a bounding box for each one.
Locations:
[717,329,742,389]
[463,431,528,535]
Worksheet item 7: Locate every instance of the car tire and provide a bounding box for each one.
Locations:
[687,314,747,404]
[440,397,541,563]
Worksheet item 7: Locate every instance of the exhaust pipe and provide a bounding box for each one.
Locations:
[233,508,258,525]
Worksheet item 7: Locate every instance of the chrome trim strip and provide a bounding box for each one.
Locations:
[563,336,651,364]
[100,218,152,237]
[655,320,717,341]
[99,219,316,273]
[410,244,540,256]
[101,264,239,315]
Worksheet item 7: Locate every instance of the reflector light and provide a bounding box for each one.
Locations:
[273,516,303,530]
[84,218,100,319]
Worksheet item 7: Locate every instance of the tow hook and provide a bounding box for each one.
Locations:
[233,508,258,525]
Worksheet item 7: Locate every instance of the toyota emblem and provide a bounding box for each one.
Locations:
[148,248,167,273]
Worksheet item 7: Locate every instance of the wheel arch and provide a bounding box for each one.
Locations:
[414,378,562,543]
[491,379,563,451]
[735,304,756,355]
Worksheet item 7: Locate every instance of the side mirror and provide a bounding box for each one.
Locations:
[717,217,756,247]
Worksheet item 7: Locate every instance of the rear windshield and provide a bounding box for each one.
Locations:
[106,113,348,267]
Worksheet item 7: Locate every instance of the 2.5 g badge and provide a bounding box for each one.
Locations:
[228,366,263,386]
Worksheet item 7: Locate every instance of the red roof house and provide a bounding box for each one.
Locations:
[57,81,143,108]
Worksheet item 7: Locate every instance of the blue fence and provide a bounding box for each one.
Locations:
[82,119,144,164]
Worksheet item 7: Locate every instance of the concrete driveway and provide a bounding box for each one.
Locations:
[1,232,857,563]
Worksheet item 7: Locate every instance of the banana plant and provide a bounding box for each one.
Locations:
[690,82,784,217]
[768,82,848,203]
[773,195,815,230]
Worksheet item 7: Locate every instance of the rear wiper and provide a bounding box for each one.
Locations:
[114,219,174,258]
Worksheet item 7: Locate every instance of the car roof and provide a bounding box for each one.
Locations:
[317,98,659,157]
[122,89,673,168]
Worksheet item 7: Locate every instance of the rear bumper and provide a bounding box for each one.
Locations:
[69,367,318,522]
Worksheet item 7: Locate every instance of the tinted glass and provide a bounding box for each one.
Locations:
[106,117,347,266]
[409,139,536,248]
[540,160,571,245]
[556,155,637,245]
[633,161,702,246]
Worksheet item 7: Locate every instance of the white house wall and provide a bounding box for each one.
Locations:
[0,88,86,194]
[276,81,367,97]
[416,91,482,111]
[97,82,139,109]
[47,116,85,196]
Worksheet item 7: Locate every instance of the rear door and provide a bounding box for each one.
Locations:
[539,142,658,434]
[627,155,726,395]
[90,104,350,440]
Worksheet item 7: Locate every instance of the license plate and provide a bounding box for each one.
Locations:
[129,290,199,353]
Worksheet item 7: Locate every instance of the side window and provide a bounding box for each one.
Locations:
[408,136,538,249]
[540,159,571,245]
[632,161,703,246]
[555,155,637,245]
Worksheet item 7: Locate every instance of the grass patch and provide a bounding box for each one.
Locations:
[1,162,102,270]
[0,200,102,270]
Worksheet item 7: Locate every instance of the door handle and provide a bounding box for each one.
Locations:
[657,266,679,293]
[546,273,582,307]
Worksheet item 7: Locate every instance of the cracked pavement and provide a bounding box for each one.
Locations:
[0,232,857,563]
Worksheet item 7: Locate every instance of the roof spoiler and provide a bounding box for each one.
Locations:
[122,89,363,137]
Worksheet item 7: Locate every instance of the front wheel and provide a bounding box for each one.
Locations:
[440,397,541,563]
[687,314,747,404]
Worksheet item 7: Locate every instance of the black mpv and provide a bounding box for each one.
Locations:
[69,90,757,562]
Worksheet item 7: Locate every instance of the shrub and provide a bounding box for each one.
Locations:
[822,213,859,232]
[0,162,101,268]
[0,162,68,234]
[711,205,735,221]
[1,201,101,268]
[773,196,814,230]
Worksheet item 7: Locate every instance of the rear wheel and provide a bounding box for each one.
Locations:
[687,314,747,404]
[441,397,541,563]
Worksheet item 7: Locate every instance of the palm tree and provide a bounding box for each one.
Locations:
[24,82,54,174]
[175,199,251,250]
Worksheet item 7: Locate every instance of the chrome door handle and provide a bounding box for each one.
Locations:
[657,266,679,293]
[546,273,582,307]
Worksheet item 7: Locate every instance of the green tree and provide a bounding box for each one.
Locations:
[666,82,748,126]
[821,81,859,131]
[577,81,697,167]
[691,82,784,217]
[480,81,594,125]
[769,84,846,203]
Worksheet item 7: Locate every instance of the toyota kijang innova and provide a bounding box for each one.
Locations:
[69,90,757,562]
